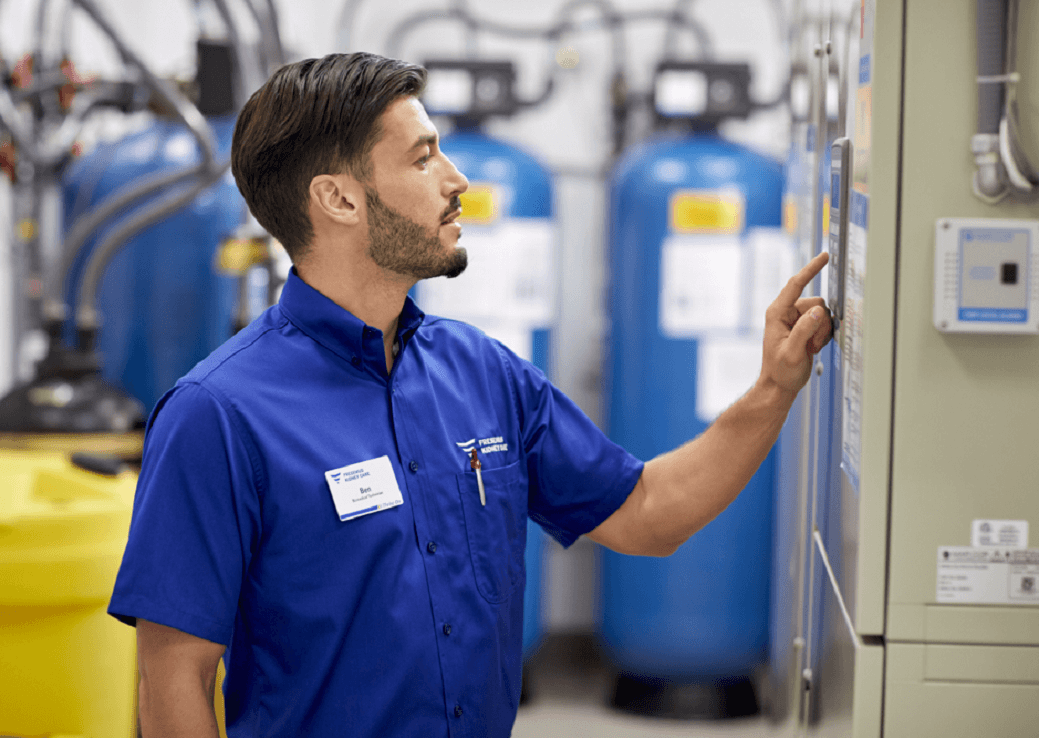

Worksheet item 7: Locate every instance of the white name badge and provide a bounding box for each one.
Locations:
[324,455,404,522]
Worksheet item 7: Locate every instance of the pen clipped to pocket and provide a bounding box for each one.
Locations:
[469,448,486,506]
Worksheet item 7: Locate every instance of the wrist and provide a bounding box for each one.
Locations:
[750,375,798,413]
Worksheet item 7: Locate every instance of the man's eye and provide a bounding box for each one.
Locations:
[417,154,431,167]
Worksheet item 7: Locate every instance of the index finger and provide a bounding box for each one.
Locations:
[776,251,829,308]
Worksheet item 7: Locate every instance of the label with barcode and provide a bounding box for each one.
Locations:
[937,546,1039,604]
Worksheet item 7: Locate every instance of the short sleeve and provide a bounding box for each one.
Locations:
[108,382,262,646]
[497,345,644,549]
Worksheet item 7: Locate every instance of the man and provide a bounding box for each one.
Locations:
[109,52,831,738]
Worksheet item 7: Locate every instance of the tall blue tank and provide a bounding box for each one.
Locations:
[62,115,243,411]
[419,128,554,661]
[601,132,784,683]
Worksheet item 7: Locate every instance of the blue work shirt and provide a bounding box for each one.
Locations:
[109,269,643,738]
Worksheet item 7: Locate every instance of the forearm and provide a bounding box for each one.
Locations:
[587,253,830,558]
[138,670,220,738]
[637,378,795,555]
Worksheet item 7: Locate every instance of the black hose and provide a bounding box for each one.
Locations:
[50,164,209,308]
[76,161,234,330]
[977,0,1009,135]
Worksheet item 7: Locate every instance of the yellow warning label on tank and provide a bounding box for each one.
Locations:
[216,238,268,275]
[783,195,798,236]
[669,190,743,234]
[17,219,36,241]
[458,184,498,224]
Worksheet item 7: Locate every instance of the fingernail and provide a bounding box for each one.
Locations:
[811,308,822,321]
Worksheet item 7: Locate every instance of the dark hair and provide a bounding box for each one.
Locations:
[231,53,427,262]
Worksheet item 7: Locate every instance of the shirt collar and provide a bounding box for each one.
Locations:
[278,268,425,366]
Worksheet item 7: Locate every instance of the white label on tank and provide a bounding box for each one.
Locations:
[460,318,533,363]
[417,218,555,328]
[936,546,1039,604]
[748,228,798,331]
[696,336,763,421]
[972,519,1029,549]
[659,235,742,336]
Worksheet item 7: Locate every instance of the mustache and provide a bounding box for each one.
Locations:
[440,197,462,221]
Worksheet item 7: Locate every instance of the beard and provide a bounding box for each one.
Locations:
[364,186,468,280]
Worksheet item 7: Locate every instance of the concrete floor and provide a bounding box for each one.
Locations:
[511,634,779,738]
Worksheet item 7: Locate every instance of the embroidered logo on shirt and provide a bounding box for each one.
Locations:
[455,436,509,455]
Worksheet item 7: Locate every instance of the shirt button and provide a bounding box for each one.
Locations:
[409,461,419,473]
[454,705,463,718]
[443,623,452,636]
[350,356,361,367]
[426,541,437,554]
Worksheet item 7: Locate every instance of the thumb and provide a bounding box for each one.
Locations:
[788,307,825,354]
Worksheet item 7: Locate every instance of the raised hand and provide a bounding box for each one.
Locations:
[759,252,833,397]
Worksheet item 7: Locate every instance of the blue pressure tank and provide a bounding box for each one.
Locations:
[422,128,554,662]
[62,115,244,412]
[601,132,783,697]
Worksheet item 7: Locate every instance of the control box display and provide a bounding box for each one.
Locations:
[933,218,1039,334]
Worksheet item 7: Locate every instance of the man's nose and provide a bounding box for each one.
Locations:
[444,156,469,196]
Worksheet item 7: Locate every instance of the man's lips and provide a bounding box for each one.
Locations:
[441,209,462,225]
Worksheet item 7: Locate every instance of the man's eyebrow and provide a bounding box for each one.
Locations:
[408,134,438,151]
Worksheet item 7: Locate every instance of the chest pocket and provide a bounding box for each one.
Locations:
[456,460,527,604]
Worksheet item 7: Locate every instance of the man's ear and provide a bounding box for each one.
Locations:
[309,173,362,226]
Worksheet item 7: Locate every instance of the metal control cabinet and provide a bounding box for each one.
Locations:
[769,1,1039,736]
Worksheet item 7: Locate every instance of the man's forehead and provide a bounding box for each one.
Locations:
[376,97,438,154]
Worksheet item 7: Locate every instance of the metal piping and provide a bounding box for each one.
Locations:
[34,0,61,69]
[0,84,35,157]
[241,0,286,72]
[385,6,708,62]
[261,0,285,65]
[999,0,1037,193]
[662,0,712,61]
[336,0,368,52]
[71,0,219,170]
[206,0,250,109]
[551,0,627,63]
[973,0,1010,202]
[42,0,228,314]
[47,164,209,309]
[75,162,233,331]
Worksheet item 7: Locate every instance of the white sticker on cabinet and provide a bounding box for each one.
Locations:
[937,546,1039,604]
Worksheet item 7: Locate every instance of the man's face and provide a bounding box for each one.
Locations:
[363,96,469,280]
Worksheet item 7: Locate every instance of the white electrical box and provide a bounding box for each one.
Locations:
[934,218,1039,334]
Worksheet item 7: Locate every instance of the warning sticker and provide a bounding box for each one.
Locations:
[937,546,1039,604]
[669,189,744,235]
[458,184,499,224]
[971,519,1029,549]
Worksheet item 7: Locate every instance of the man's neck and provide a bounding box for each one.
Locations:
[296,256,413,374]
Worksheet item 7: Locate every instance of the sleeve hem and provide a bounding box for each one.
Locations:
[108,594,232,647]
[534,457,645,550]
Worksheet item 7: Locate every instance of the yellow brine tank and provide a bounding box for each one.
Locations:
[0,448,137,737]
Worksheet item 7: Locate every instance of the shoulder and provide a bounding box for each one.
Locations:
[186,307,287,379]
[413,316,553,423]
[415,315,542,379]
[419,314,495,347]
